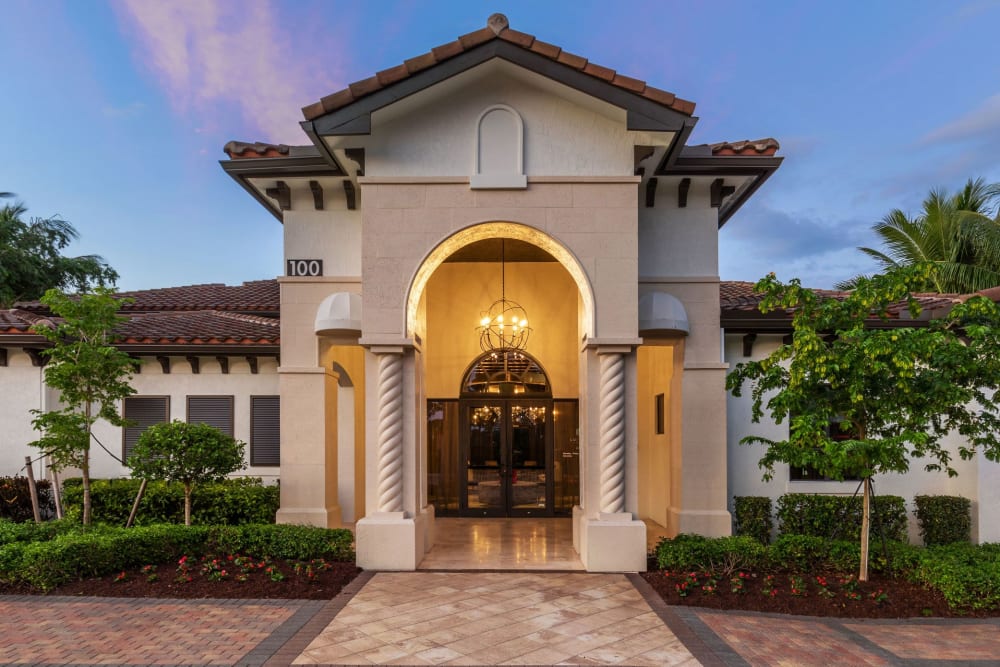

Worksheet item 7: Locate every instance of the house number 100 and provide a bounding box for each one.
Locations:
[287,259,323,277]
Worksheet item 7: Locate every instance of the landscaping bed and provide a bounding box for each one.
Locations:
[0,555,360,600]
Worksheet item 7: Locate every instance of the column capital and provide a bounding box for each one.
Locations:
[583,337,643,354]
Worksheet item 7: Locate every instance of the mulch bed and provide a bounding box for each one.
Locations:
[0,559,361,600]
[640,569,995,618]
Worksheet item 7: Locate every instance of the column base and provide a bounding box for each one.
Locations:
[669,508,732,537]
[581,515,647,572]
[275,505,343,528]
[356,513,423,570]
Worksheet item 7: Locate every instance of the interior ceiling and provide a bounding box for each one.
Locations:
[444,238,557,263]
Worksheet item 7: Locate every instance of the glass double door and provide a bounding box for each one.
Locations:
[460,399,553,516]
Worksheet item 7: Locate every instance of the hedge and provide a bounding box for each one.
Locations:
[732,496,773,544]
[912,543,1000,611]
[0,476,55,522]
[62,477,279,525]
[0,523,354,591]
[913,495,972,546]
[776,492,907,542]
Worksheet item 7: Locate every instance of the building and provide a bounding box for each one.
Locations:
[2,15,995,570]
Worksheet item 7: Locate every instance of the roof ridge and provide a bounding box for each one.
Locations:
[213,311,280,326]
[300,13,696,122]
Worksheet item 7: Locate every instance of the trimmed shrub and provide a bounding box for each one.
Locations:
[912,543,1000,611]
[654,533,766,574]
[776,493,907,542]
[0,476,54,522]
[0,518,78,545]
[914,495,971,546]
[0,523,354,591]
[62,477,279,525]
[732,496,773,544]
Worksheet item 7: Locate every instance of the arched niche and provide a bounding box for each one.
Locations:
[470,104,527,189]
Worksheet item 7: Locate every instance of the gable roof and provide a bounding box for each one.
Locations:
[302,13,696,125]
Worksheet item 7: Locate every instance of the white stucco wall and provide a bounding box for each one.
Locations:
[0,349,49,477]
[1,351,279,482]
[361,61,657,179]
[725,333,983,543]
[638,179,723,279]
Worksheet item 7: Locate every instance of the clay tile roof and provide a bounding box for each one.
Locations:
[115,311,279,346]
[222,141,291,159]
[14,280,280,315]
[719,281,962,319]
[0,310,42,334]
[710,138,781,157]
[301,13,695,121]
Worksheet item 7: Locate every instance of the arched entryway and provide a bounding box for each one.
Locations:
[428,350,580,517]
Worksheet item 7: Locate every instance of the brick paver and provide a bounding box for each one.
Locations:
[0,596,301,665]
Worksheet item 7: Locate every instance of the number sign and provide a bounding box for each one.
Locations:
[286,259,323,277]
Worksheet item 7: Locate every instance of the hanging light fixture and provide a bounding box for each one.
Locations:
[477,239,532,352]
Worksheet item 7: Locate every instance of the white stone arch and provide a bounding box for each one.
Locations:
[470,104,527,189]
[405,221,595,340]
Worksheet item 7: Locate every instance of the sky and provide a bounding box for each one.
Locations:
[2,0,1000,291]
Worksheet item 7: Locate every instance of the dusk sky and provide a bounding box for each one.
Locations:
[3,1,999,291]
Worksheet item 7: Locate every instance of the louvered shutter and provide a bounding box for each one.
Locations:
[251,396,280,466]
[187,396,234,436]
[123,397,169,460]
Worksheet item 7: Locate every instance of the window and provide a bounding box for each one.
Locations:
[789,418,861,481]
[654,393,665,435]
[250,396,280,466]
[123,396,169,460]
[187,395,234,436]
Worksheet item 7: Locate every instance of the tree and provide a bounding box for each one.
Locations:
[836,178,1000,293]
[127,421,247,525]
[29,288,138,526]
[0,200,118,307]
[727,265,1000,580]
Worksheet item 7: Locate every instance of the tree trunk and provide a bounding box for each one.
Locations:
[82,403,92,526]
[860,476,871,582]
[184,484,192,526]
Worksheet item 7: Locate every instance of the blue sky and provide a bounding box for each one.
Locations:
[2,0,999,291]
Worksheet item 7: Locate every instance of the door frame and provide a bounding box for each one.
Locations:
[458,398,555,517]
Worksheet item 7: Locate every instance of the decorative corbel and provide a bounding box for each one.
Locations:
[156,356,171,374]
[645,178,658,208]
[186,356,200,374]
[742,333,757,357]
[216,356,230,374]
[246,356,259,374]
[678,178,691,208]
[710,178,736,208]
[265,181,291,211]
[344,148,365,176]
[25,348,46,367]
[343,180,356,210]
[309,181,324,210]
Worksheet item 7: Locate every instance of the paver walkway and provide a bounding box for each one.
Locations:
[2,573,1000,666]
[293,572,695,665]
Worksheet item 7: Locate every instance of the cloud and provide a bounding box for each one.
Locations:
[720,203,876,288]
[921,93,1000,145]
[115,0,349,143]
[102,101,145,118]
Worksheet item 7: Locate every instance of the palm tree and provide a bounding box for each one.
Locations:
[837,178,1000,293]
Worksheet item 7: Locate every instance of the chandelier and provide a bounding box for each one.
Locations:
[477,239,532,352]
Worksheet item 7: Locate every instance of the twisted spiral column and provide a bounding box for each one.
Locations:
[599,352,626,514]
[375,352,404,513]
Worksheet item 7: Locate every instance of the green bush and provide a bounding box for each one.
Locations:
[0,518,79,545]
[914,495,971,546]
[654,533,766,573]
[0,523,354,591]
[912,543,1000,611]
[732,496,773,544]
[0,476,55,521]
[62,477,279,525]
[776,493,907,542]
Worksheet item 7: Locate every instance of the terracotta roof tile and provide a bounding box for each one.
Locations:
[499,28,535,49]
[528,38,561,60]
[348,75,382,98]
[719,281,962,319]
[431,40,464,61]
[116,311,278,346]
[710,138,781,156]
[14,280,279,315]
[376,63,410,87]
[301,14,695,121]
[222,141,290,159]
[556,50,588,70]
[583,62,616,82]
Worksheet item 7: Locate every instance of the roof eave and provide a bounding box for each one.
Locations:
[307,40,696,138]
[661,155,783,227]
[219,154,344,223]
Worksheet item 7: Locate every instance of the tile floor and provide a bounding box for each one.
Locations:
[293,571,699,665]
[419,518,584,570]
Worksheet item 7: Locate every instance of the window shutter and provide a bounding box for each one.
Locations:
[251,396,280,466]
[187,396,234,436]
[123,397,169,460]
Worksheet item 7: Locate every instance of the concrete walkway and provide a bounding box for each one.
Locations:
[2,571,1000,666]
